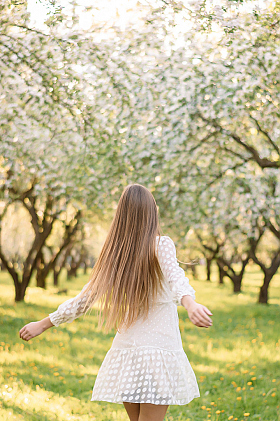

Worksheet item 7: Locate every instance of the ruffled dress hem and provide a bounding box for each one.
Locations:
[90,395,200,406]
[91,347,200,405]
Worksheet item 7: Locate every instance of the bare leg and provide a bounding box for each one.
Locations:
[139,404,169,421]
[123,402,140,421]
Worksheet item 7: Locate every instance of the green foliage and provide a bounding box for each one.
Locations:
[0,267,279,420]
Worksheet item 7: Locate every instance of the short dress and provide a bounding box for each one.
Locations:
[49,235,200,406]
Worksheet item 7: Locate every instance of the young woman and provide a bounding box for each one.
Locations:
[19,184,213,421]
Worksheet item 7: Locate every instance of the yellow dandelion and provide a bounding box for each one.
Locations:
[220,377,224,381]
[260,342,264,345]
[201,406,206,410]
[207,408,211,411]
[271,393,276,397]
[251,339,256,343]
[272,379,276,382]
[59,376,64,380]
[237,396,242,401]
[59,342,63,346]
[250,372,255,375]
[262,393,266,396]
[247,382,252,385]
[208,415,211,419]
[244,413,250,417]
[53,372,59,376]
[211,402,215,406]
[242,387,246,391]
[236,387,241,391]
[250,387,254,390]
[228,417,233,420]
[79,380,82,383]
[243,370,249,374]
[39,375,43,379]
[232,381,237,387]
[252,365,256,369]
[221,410,225,412]
[234,418,238,421]
[216,410,221,414]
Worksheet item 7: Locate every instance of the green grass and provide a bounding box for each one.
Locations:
[0,265,279,421]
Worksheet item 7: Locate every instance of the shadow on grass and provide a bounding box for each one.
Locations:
[1,398,57,421]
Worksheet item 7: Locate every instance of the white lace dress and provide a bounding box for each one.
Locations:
[49,236,200,406]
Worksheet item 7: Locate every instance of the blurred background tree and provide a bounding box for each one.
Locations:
[1,0,279,304]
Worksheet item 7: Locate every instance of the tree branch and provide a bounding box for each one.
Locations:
[249,114,280,155]
[197,112,280,169]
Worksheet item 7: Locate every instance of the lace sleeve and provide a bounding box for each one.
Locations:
[157,236,196,306]
[49,281,93,327]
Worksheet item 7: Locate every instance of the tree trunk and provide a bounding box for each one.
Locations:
[191,264,197,278]
[15,282,27,302]
[36,250,46,289]
[258,273,273,304]
[36,271,46,289]
[232,275,242,293]
[0,259,6,271]
[249,237,280,304]
[53,246,71,286]
[206,258,212,281]
[217,262,225,284]
[67,265,78,279]
[53,269,59,286]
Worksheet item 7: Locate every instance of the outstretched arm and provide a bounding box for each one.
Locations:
[19,281,93,341]
[157,236,213,328]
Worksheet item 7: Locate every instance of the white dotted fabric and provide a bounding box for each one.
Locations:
[49,281,91,327]
[91,348,199,405]
[49,236,200,405]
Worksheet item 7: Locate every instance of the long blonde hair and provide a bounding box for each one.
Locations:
[81,184,163,332]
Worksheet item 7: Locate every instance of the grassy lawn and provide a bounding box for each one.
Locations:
[0,265,279,421]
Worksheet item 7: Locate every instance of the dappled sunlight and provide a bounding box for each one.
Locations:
[0,380,128,420]
[1,267,279,420]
